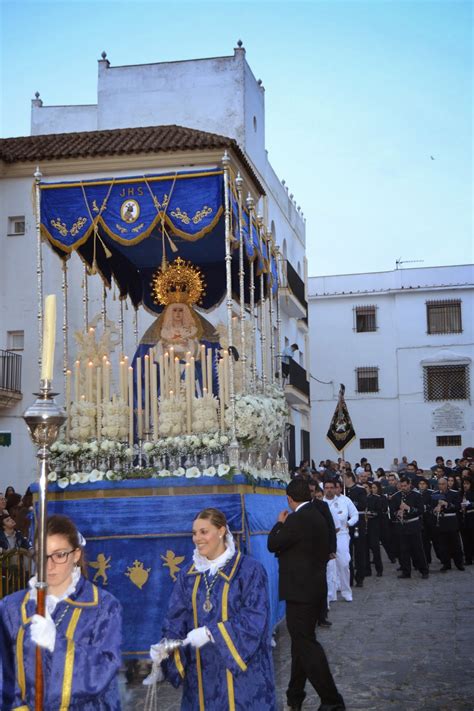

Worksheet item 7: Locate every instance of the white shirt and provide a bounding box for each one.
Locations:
[324,494,359,531]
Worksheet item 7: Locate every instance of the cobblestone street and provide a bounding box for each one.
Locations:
[122,558,474,710]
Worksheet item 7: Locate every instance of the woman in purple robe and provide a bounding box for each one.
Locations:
[150,507,277,710]
[0,514,122,710]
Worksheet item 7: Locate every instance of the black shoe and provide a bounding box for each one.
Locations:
[465,561,472,565]
[440,565,451,572]
[456,565,465,571]
[422,573,429,579]
[390,558,397,564]
[397,573,411,579]
[396,566,402,571]
[376,572,383,577]
[288,705,302,711]
[318,619,332,628]
[318,704,346,711]
[355,581,363,588]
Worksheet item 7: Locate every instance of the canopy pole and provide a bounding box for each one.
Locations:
[235,173,246,392]
[222,151,239,466]
[83,264,89,331]
[246,195,257,390]
[102,284,107,330]
[267,230,275,384]
[275,245,283,383]
[34,166,44,376]
[119,297,124,355]
[256,214,267,392]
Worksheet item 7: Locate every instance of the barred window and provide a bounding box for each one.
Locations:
[426,299,462,334]
[436,435,462,447]
[424,364,469,401]
[356,366,379,393]
[354,305,377,332]
[360,438,385,449]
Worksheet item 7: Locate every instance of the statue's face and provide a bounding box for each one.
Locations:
[171,305,185,325]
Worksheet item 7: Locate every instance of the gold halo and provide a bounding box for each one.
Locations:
[151,257,206,306]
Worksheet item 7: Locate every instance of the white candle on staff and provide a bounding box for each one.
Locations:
[207,350,213,394]
[218,359,225,431]
[102,355,107,400]
[159,355,165,400]
[163,352,169,400]
[123,356,129,399]
[144,354,150,433]
[151,358,158,439]
[119,360,125,401]
[128,366,134,444]
[86,361,93,402]
[136,356,143,439]
[96,366,102,440]
[66,369,71,440]
[74,360,80,402]
[223,350,229,406]
[41,294,56,382]
[185,363,192,433]
[200,345,207,391]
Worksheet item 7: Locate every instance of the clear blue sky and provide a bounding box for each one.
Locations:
[1,0,472,276]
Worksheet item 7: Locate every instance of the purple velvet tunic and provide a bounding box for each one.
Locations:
[162,551,277,710]
[0,576,122,710]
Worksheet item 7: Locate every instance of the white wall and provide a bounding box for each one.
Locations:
[309,266,474,469]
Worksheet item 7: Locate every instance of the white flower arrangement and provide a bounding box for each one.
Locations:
[158,396,187,436]
[192,395,219,433]
[101,398,128,440]
[226,387,288,449]
[69,401,96,441]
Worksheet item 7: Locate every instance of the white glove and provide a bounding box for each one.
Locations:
[142,663,164,686]
[183,627,212,648]
[30,612,56,653]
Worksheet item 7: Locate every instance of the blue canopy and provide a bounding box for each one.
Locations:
[40,168,276,311]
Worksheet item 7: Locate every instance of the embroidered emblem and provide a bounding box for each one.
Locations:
[125,560,151,589]
[131,222,145,233]
[89,553,112,585]
[161,550,185,581]
[171,205,213,225]
[51,216,87,237]
[120,199,140,224]
[115,223,128,234]
[92,200,100,213]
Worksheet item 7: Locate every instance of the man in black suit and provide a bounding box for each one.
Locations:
[268,479,345,711]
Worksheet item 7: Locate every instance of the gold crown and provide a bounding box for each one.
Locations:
[151,257,206,306]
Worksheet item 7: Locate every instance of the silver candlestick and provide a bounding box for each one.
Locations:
[23,380,66,592]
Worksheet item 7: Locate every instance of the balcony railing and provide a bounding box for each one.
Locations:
[0,350,22,407]
[281,260,307,310]
[288,359,310,397]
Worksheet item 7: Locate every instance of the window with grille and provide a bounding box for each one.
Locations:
[356,366,379,393]
[426,299,462,334]
[354,305,377,332]
[7,330,24,351]
[424,364,469,401]
[360,438,385,449]
[7,216,25,235]
[436,435,462,447]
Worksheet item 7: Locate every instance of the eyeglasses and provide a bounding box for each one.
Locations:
[45,549,77,565]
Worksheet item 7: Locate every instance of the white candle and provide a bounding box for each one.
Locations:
[74,360,80,402]
[175,357,180,397]
[200,345,207,391]
[144,354,150,434]
[185,363,192,433]
[207,350,213,395]
[136,357,143,439]
[66,369,71,441]
[223,350,229,406]
[128,366,134,444]
[151,358,158,439]
[96,366,102,440]
[218,359,225,431]
[104,361,111,404]
[86,361,93,402]
[159,355,165,400]
[164,352,169,400]
[41,294,56,382]
[190,356,195,397]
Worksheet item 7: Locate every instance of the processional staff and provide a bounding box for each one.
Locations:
[23,295,66,711]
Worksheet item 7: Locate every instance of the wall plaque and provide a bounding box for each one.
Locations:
[431,403,465,432]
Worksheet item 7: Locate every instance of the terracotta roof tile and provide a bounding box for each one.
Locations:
[0,124,264,193]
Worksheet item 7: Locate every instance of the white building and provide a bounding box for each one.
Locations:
[0,45,310,493]
[308,265,474,469]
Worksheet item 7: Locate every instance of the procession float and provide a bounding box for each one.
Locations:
[25,151,291,658]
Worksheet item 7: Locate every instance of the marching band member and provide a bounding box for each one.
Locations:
[389,477,429,580]
[430,477,464,572]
